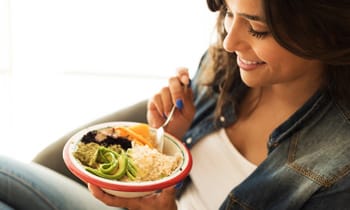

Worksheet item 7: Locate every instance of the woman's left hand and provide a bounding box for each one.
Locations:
[88,183,178,210]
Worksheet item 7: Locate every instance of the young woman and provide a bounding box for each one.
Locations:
[1,0,350,209]
[88,0,350,209]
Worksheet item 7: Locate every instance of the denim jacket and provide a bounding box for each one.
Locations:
[181,54,350,209]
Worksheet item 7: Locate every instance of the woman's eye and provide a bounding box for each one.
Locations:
[248,27,269,39]
[223,6,269,39]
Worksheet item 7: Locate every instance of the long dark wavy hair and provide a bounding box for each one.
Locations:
[204,0,350,117]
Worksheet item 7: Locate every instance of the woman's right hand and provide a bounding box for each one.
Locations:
[147,67,195,140]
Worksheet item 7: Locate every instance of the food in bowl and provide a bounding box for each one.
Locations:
[63,121,192,198]
[73,123,182,182]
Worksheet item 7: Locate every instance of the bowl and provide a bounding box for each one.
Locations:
[63,121,192,198]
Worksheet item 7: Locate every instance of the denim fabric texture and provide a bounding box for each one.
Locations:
[181,54,350,209]
[0,156,121,210]
[0,201,14,210]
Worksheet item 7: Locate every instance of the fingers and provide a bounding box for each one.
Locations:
[161,186,177,198]
[160,86,175,114]
[147,96,164,128]
[88,184,124,207]
[154,186,177,209]
[168,68,193,120]
[147,86,174,128]
[88,183,177,210]
[176,67,190,87]
[149,67,191,118]
[88,183,138,209]
[147,67,195,136]
[168,67,191,109]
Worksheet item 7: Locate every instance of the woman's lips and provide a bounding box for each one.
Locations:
[237,56,266,71]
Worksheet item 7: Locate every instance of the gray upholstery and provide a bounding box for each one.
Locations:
[32,100,148,186]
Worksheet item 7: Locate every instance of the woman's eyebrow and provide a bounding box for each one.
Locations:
[237,12,266,22]
[223,0,266,22]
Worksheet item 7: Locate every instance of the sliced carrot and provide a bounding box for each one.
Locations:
[115,126,154,148]
[128,123,151,139]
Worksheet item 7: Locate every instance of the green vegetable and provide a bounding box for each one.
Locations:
[85,150,128,180]
[112,150,128,179]
[98,152,118,174]
[126,160,137,180]
[80,145,138,181]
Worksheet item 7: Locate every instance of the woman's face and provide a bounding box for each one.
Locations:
[223,0,324,89]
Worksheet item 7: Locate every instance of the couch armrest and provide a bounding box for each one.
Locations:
[32,100,148,186]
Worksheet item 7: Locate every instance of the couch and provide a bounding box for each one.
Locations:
[32,100,148,185]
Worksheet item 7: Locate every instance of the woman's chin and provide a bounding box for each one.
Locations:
[240,77,262,88]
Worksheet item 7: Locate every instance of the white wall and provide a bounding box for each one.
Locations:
[0,0,217,161]
[10,0,216,77]
[0,0,10,73]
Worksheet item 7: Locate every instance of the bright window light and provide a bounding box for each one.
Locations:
[10,0,217,77]
[0,0,217,161]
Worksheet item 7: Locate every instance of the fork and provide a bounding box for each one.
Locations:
[155,105,176,153]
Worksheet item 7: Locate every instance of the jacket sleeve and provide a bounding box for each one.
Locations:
[301,174,350,210]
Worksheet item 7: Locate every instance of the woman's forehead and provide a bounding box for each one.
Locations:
[225,0,265,20]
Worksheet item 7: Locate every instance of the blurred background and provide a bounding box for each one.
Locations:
[0,0,217,161]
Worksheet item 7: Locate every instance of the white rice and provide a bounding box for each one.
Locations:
[129,144,182,181]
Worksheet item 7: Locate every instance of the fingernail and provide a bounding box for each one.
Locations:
[174,181,183,190]
[175,99,183,110]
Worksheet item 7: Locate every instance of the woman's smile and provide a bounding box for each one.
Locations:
[237,56,266,71]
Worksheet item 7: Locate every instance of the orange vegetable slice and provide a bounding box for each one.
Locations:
[114,124,154,148]
[128,123,151,139]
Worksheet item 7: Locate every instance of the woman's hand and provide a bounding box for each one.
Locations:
[88,183,177,210]
[147,67,195,139]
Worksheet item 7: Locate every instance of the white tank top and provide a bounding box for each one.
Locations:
[177,128,257,210]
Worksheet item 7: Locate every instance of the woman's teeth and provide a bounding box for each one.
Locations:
[240,57,265,65]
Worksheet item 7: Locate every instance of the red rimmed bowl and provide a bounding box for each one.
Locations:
[63,121,192,198]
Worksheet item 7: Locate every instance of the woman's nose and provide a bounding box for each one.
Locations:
[223,19,246,53]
